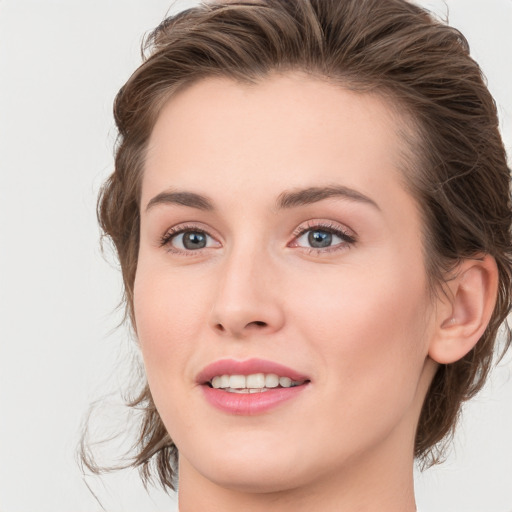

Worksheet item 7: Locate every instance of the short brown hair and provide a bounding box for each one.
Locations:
[92,0,512,489]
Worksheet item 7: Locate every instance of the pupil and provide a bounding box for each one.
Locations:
[183,232,207,249]
[308,230,332,248]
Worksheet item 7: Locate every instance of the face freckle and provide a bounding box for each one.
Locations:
[134,72,437,495]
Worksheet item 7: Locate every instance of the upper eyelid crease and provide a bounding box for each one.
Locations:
[159,224,215,245]
[159,222,356,255]
[292,219,358,243]
[292,224,356,245]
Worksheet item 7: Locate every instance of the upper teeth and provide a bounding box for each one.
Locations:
[210,373,302,390]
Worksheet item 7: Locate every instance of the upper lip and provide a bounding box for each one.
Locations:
[196,358,310,384]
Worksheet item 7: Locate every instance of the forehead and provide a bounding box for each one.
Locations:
[142,72,416,214]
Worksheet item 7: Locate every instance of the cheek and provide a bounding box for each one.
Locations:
[133,266,208,379]
[289,259,431,390]
[284,264,432,453]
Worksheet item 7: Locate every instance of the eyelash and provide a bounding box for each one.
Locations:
[159,221,356,256]
[159,223,216,256]
[290,221,356,255]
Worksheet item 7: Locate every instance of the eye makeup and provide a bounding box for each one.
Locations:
[288,220,357,255]
[158,218,357,257]
[159,222,220,255]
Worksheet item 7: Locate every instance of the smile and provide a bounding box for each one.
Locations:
[198,359,311,414]
[209,373,305,393]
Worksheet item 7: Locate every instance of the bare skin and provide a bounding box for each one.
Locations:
[134,73,497,511]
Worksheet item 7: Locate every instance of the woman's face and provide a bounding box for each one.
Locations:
[135,73,439,494]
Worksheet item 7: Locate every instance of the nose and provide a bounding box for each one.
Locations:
[209,247,285,339]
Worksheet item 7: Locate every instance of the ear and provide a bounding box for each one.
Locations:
[429,254,499,365]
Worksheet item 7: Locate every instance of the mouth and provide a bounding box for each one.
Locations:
[197,359,311,414]
[207,373,308,393]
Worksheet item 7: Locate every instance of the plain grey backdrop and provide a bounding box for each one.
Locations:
[0,1,511,511]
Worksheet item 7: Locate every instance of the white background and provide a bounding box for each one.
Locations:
[0,1,511,511]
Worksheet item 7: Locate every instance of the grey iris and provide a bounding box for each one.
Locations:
[308,230,332,248]
[183,232,207,249]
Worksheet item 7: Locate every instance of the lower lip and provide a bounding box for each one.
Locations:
[201,384,308,415]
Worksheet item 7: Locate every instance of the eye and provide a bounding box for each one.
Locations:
[297,229,340,249]
[173,231,210,250]
[160,225,220,253]
[290,222,356,253]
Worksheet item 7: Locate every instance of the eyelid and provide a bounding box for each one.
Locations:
[288,220,357,252]
[159,222,221,254]
[158,219,356,255]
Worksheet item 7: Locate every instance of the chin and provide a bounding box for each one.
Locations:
[179,433,315,494]
[198,460,306,494]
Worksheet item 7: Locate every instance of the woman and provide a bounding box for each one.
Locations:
[86,0,512,510]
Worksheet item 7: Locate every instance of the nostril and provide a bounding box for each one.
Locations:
[250,321,267,327]
[211,319,272,336]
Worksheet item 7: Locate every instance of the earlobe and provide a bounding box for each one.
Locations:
[429,254,498,365]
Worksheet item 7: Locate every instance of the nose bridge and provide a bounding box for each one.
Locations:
[209,238,284,338]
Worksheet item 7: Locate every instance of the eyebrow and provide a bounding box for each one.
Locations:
[144,185,379,213]
[145,190,214,212]
[276,185,380,210]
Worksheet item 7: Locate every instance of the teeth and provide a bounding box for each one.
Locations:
[209,373,305,391]
[279,376,292,388]
[246,373,265,388]
[227,388,271,394]
[229,375,246,389]
[265,373,279,388]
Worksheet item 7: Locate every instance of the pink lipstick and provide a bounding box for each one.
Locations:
[197,358,310,415]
